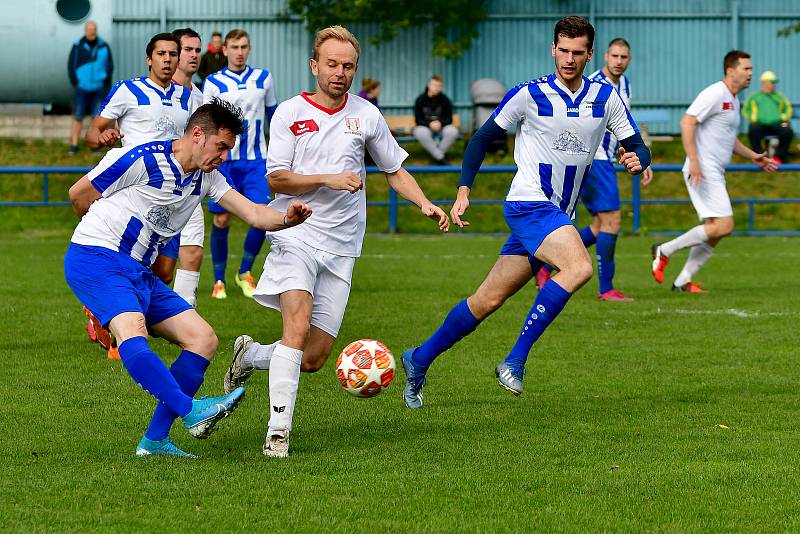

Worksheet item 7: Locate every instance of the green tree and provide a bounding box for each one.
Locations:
[286,0,488,59]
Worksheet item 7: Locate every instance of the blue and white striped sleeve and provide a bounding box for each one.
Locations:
[491,84,529,131]
[98,81,129,120]
[606,89,638,141]
[86,147,145,197]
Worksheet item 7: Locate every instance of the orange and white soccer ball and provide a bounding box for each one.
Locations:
[335,339,396,398]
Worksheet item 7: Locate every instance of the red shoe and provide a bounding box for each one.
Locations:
[86,319,97,343]
[535,267,552,289]
[651,243,669,284]
[107,343,120,361]
[83,306,112,349]
[598,289,634,302]
[672,281,706,293]
[773,156,783,165]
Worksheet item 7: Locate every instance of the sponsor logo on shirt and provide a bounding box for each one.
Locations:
[345,117,360,131]
[289,119,319,136]
[722,102,734,110]
[552,128,590,155]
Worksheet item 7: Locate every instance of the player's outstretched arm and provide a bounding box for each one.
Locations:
[386,168,449,232]
[68,176,101,217]
[217,188,312,231]
[268,170,363,196]
[733,139,778,172]
[86,116,123,149]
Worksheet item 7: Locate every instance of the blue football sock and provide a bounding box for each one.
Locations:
[596,231,618,293]
[412,299,481,369]
[504,280,572,368]
[239,227,266,275]
[118,337,193,418]
[210,225,229,283]
[144,351,210,441]
[579,226,597,248]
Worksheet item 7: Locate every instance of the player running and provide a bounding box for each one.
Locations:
[65,100,311,458]
[651,50,776,292]
[202,29,278,300]
[223,26,449,457]
[401,16,650,408]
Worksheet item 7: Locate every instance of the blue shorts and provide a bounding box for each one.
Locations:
[579,159,620,215]
[500,201,573,261]
[208,159,269,213]
[73,87,105,120]
[64,243,192,328]
[160,235,180,260]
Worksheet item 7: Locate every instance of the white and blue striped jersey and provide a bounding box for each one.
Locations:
[202,65,277,161]
[99,77,199,146]
[588,69,632,161]
[70,140,231,266]
[492,73,638,215]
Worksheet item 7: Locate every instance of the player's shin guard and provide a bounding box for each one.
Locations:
[596,232,618,293]
[503,280,571,367]
[118,336,193,417]
[674,243,714,287]
[144,350,210,440]
[173,269,200,307]
[239,227,266,275]
[579,226,598,248]
[210,225,229,283]
[412,299,481,370]
[267,344,303,435]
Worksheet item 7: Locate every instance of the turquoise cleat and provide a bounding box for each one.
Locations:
[183,387,246,439]
[401,348,426,410]
[135,436,197,459]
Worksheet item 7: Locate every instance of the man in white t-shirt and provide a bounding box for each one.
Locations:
[651,50,776,292]
[223,26,449,458]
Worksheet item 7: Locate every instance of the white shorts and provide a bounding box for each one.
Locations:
[253,239,356,338]
[684,171,733,220]
[179,205,205,247]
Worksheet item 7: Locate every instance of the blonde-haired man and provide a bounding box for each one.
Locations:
[225,26,450,457]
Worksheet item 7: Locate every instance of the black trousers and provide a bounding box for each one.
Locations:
[748,123,794,161]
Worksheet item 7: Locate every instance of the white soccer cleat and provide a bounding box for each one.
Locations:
[262,430,289,458]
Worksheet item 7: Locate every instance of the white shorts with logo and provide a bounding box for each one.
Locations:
[179,205,205,248]
[684,170,733,220]
[253,239,356,338]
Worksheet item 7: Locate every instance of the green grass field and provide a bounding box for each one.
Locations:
[3,228,800,531]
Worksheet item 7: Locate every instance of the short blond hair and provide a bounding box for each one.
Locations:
[224,29,249,45]
[312,25,360,62]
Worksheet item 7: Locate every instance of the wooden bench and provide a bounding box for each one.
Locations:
[632,108,672,143]
[385,114,461,142]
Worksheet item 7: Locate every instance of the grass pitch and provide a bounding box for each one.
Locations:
[2,230,800,531]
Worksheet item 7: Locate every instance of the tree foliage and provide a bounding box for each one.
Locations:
[286,0,489,59]
[777,22,800,37]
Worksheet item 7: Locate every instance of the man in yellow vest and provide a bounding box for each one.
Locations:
[742,70,794,163]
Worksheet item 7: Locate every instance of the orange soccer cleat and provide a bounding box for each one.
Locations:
[211,280,227,300]
[83,306,112,349]
[672,281,706,293]
[651,243,669,284]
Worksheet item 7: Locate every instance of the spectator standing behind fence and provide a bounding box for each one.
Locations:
[413,75,459,165]
[198,32,227,83]
[358,78,381,109]
[742,70,793,164]
[67,21,113,155]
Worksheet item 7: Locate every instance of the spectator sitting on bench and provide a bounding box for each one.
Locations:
[743,70,793,164]
[358,78,381,110]
[414,75,459,165]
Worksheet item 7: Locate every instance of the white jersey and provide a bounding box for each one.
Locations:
[683,81,740,175]
[492,74,638,214]
[202,65,277,161]
[588,70,632,161]
[70,140,231,266]
[266,92,408,257]
[98,77,198,146]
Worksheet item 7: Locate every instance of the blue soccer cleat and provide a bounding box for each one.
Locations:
[183,387,246,439]
[496,362,524,396]
[135,436,197,459]
[401,348,426,409]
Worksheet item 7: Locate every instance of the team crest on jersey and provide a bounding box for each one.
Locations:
[290,119,319,136]
[145,205,176,233]
[345,117,360,131]
[552,128,590,155]
[155,115,180,139]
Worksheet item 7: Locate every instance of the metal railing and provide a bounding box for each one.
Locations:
[2,164,799,236]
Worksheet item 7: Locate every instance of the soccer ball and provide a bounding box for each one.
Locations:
[335,339,396,398]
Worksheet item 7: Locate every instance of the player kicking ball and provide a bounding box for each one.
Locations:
[401,16,650,408]
[223,26,449,457]
[651,50,776,292]
[64,100,311,457]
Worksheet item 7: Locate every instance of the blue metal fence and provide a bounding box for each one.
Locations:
[2,164,799,236]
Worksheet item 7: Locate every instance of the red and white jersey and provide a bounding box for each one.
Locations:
[683,81,740,175]
[266,92,408,257]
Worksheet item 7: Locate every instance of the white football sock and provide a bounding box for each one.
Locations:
[267,344,303,435]
[661,225,708,257]
[244,341,278,370]
[173,269,200,308]
[674,243,714,287]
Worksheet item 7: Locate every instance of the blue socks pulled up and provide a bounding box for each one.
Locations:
[412,299,481,370]
[579,225,597,248]
[210,225,229,283]
[239,227,266,275]
[144,350,210,440]
[596,231,618,293]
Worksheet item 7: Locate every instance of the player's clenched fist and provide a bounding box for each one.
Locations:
[618,146,642,174]
[421,202,450,232]
[98,128,123,147]
[284,200,312,226]
[327,171,363,193]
